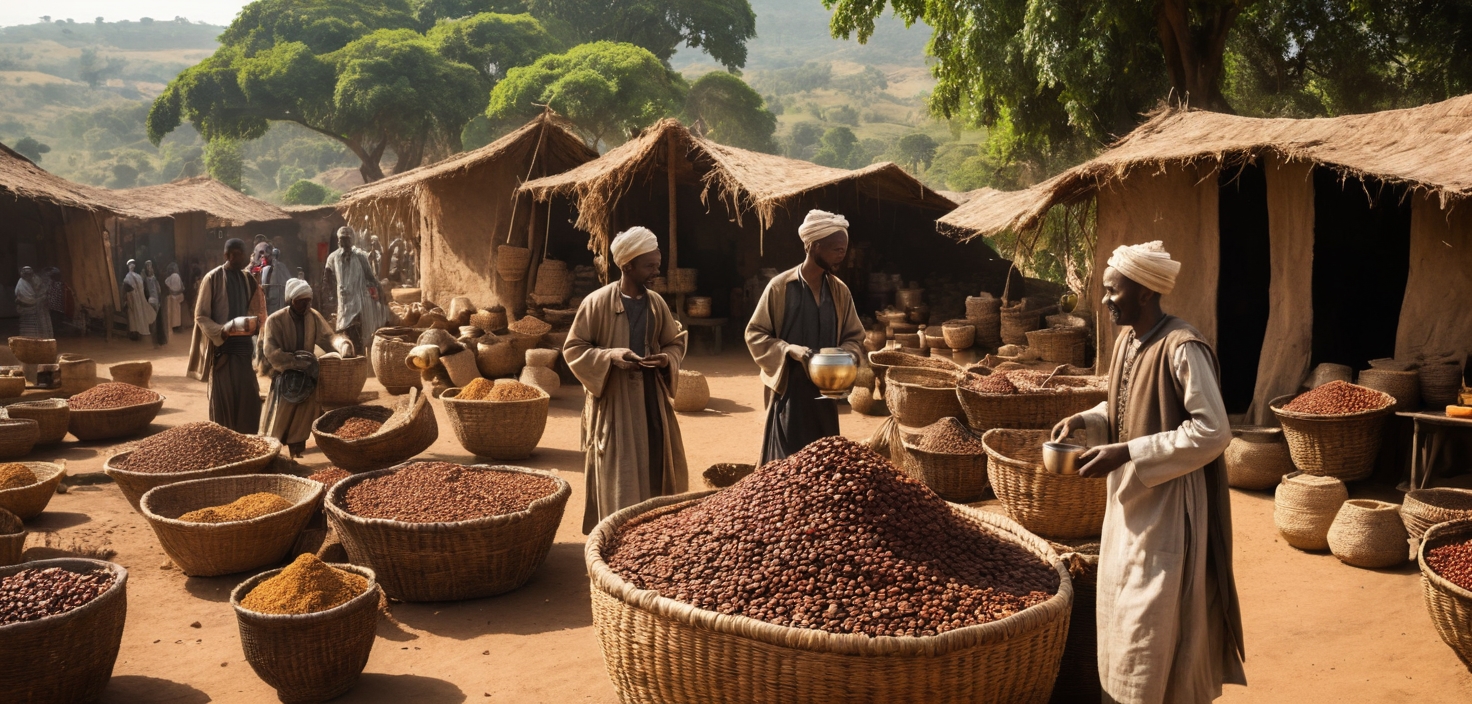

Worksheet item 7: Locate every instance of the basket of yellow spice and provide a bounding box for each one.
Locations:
[0,460,66,520]
[232,554,381,704]
[440,379,550,460]
[139,474,323,577]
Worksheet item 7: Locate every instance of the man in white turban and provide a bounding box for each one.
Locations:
[13,266,52,339]
[1053,241,1244,704]
[325,226,384,356]
[123,259,156,341]
[564,226,689,532]
[259,278,353,458]
[745,209,865,463]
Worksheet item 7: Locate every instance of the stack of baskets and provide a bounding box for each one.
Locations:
[1223,426,1293,491]
[999,303,1042,346]
[371,328,422,395]
[441,384,549,460]
[965,295,1003,348]
[1269,390,1394,482]
[884,367,963,428]
[899,418,989,502]
[983,429,1107,539]
[318,355,370,406]
[0,558,127,704]
[1024,327,1088,367]
[1357,368,1421,412]
[0,461,65,520]
[1273,472,1347,551]
[312,391,438,472]
[105,438,282,512]
[1327,499,1409,568]
[1418,519,1472,669]
[138,474,322,576]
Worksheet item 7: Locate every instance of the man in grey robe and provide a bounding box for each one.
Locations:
[188,239,266,433]
[13,266,52,339]
[325,227,384,356]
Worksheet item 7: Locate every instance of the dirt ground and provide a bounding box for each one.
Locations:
[11,334,1472,703]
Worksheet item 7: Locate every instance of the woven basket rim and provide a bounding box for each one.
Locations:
[1357,368,1419,378]
[0,461,65,499]
[67,393,166,416]
[318,354,367,364]
[0,558,127,634]
[139,473,323,529]
[5,398,68,410]
[958,377,1105,398]
[230,562,379,623]
[1405,487,1472,510]
[441,386,551,405]
[103,437,282,481]
[1418,519,1472,601]
[1268,392,1394,421]
[886,366,959,387]
[585,490,1072,657]
[313,403,404,441]
[324,462,570,530]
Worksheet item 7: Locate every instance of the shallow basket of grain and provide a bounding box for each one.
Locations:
[1418,519,1472,669]
[1224,426,1294,491]
[0,558,127,704]
[1327,499,1409,568]
[440,385,550,460]
[1273,471,1347,551]
[0,507,25,566]
[1402,489,1472,543]
[231,562,380,703]
[586,490,1073,704]
[0,461,66,521]
[0,416,38,459]
[1269,389,1394,482]
[311,391,437,472]
[324,464,571,601]
[139,474,323,577]
[957,374,1107,433]
[983,429,1107,539]
[8,336,56,365]
[317,355,369,406]
[105,437,281,513]
[370,327,422,395]
[868,350,958,390]
[67,389,166,442]
[900,418,990,503]
[885,366,963,428]
[4,399,69,445]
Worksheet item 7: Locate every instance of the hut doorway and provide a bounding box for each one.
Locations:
[1216,162,1272,414]
[1310,168,1411,371]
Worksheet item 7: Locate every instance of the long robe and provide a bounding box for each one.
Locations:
[144,273,169,345]
[259,306,334,448]
[165,272,185,330]
[745,265,865,463]
[187,264,266,433]
[262,263,290,315]
[325,246,383,351]
[1076,315,1246,704]
[14,276,52,339]
[564,282,689,533]
[123,270,155,336]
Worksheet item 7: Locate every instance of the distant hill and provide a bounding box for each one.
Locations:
[0,18,222,51]
[673,0,930,73]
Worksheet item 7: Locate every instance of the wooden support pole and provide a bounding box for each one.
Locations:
[667,130,684,318]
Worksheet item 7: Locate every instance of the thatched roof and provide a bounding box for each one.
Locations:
[115,177,290,225]
[939,94,1472,240]
[0,141,127,214]
[520,119,956,245]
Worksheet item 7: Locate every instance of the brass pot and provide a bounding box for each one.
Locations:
[805,348,858,400]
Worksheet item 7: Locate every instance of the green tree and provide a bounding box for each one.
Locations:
[12,136,51,163]
[204,137,244,190]
[786,120,823,159]
[427,12,562,87]
[283,178,336,204]
[685,71,777,153]
[812,126,859,168]
[893,133,937,173]
[526,0,756,71]
[411,0,530,28]
[488,41,686,148]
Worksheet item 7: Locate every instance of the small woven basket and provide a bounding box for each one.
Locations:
[1269,392,1393,482]
[8,336,56,364]
[1419,519,1472,670]
[0,461,66,520]
[325,464,571,601]
[471,308,509,334]
[370,328,422,395]
[1402,489,1472,543]
[671,268,698,294]
[525,348,560,369]
[1000,304,1042,346]
[0,375,23,399]
[496,245,531,282]
[848,386,888,417]
[317,356,370,406]
[139,474,322,577]
[941,322,975,351]
[108,360,152,388]
[884,367,963,428]
[440,386,550,460]
[0,508,25,566]
[67,393,165,442]
[476,338,523,378]
[983,429,1107,539]
[957,376,1107,433]
[1328,499,1409,568]
[900,419,989,502]
[0,558,127,704]
[1356,368,1421,412]
[686,296,713,318]
[674,370,710,413]
[1273,471,1347,551]
[1024,328,1088,367]
[105,438,282,512]
[1224,426,1293,491]
[231,563,380,703]
[0,416,38,459]
[4,399,69,444]
[311,393,438,473]
[1419,363,1464,407]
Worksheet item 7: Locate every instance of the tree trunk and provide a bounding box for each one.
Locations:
[1154,0,1246,113]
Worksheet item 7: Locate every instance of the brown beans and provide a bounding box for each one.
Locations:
[308,467,352,491]
[1428,538,1472,591]
[343,462,558,523]
[122,422,270,475]
[917,421,987,454]
[0,463,36,491]
[67,382,159,410]
[333,417,383,440]
[0,566,115,625]
[607,437,1059,638]
[1283,381,1390,415]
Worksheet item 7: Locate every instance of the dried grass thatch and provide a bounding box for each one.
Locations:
[113,177,290,226]
[0,142,123,214]
[940,94,1472,240]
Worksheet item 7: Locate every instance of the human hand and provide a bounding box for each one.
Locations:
[786,345,812,362]
[640,353,670,369]
[1077,442,1131,479]
[612,349,642,371]
[1051,414,1086,443]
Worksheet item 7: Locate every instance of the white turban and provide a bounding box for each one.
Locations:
[798,209,849,246]
[285,278,312,302]
[1107,241,1181,295]
[610,227,659,268]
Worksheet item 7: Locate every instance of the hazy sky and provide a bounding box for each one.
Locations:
[0,2,251,29]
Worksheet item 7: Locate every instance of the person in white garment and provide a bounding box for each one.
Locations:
[144,260,168,346]
[164,262,186,331]
[1052,241,1244,704]
[324,227,384,356]
[122,259,156,341]
[13,266,52,339]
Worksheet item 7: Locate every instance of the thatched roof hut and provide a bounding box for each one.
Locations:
[938,95,1472,423]
[340,111,597,309]
[117,177,290,226]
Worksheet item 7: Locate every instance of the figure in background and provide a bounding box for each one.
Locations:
[144,260,168,346]
[386,237,405,286]
[294,267,305,281]
[745,210,866,464]
[324,227,384,356]
[368,234,383,279]
[261,249,290,315]
[13,266,52,339]
[188,239,266,434]
[45,267,70,335]
[164,263,185,331]
[123,259,156,342]
[250,235,272,278]
[564,227,689,533]
[259,279,352,458]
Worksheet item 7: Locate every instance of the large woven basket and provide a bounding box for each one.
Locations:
[497,245,531,281]
[1273,472,1347,551]
[139,474,322,577]
[0,461,66,520]
[1224,426,1294,491]
[1000,305,1042,346]
[868,350,958,391]
[586,491,1073,704]
[1357,368,1421,412]
[1403,489,1472,543]
[370,327,422,395]
[1419,363,1464,407]
[67,392,165,442]
[900,418,989,502]
[674,370,710,413]
[1328,499,1409,568]
[0,416,38,459]
[957,377,1106,433]
[5,399,69,444]
[1418,519,1472,669]
[440,387,550,460]
[109,360,152,388]
[1047,541,1101,704]
[476,337,523,378]
[0,558,127,704]
[311,392,437,472]
[317,355,369,406]
[983,429,1107,539]
[885,367,963,428]
[1024,328,1088,367]
[0,508,24,566]
[324,464,570,601]
[105,438,282,512]
[232,563,380,703]
[942,322,976,351]
[471,308,509,334]
[8,336,57,364]
[1270,392,1393,482]
[0,375,24,399]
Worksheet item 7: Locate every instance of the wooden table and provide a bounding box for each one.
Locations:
[681,317,728,355]
[1397,410,1472,490]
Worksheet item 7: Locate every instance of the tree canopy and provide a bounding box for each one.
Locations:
[685,71,778,153]
[526,0,757,70]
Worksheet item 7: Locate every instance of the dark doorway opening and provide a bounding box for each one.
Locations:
[1216,162,1272,414]
[1310,168,1411,371]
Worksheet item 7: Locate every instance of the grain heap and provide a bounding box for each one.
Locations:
[917,422,987,455]
[607,437,1058,637]
[179,493,293,524]
[458,378,496,399]
[123,422,270,475]
[1427,537,1472,591]
[308,467,352,490]
[0,566,115,625]
[460,380,541,402]
[1283,381,1391,415]
[240,553,367,615]
[67,382,158,410]
[333,417,383,440]
[960,370,1105,395]
[344,462,558,523]
[507,316,551,336]
[0,463,36,490]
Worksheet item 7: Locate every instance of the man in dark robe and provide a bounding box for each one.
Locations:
[187,239,266,433]
[745,209,865,464]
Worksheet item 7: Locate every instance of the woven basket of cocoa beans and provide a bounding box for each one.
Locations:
[324,461,570,601]
[66,383,165,441]
[0,461,66,520]
[1419,519,1472,669]
[586,437,1072,704]
[104,422,281,512]
[900,417,990,502]
[139,474,323,577]
[1270,383,1394,482]
[311,389,437,473]
[983,429,1107,539]
[956,371,1107,434]
[0,558,128,704]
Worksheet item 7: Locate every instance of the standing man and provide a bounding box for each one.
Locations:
[164,263,185,332]
[188,239,266,434]
[260,279,351,458]
[143,260,168,346]
[745,209,865,463]
[325,227,384,356]
[122,259,156,342]
[1052,241,1244,704]
[261,249,290,315]
[564,227,689,533]
[13,267,52,339]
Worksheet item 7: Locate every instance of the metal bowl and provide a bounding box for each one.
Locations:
[805,348,858,400]
[1042,442,1084,475]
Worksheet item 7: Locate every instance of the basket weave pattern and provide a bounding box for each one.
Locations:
[1356,369,1421,412]
[0,461,66,520]
[983,429,1107,539]
[440,388,550,460]
[1327,499,1409,568]
[0,508,25,566]
[1402,489,1472,542]
[900,420,989,502]
[311,396,437,472]
[0,417,38,459]
[0,558,127,704]
[371,328,422,394]
[4,399,69,444]
[105,439,281,512]
[8,336,56,364]
[884,367,962,428]
[957,379,1106,433]
[1273,472,1347,551]
[1223,426,1294,491]
[318,356,370,406]
[140,474,322,577]
[1024,328,1087,367]
[1419,520,1472,669]
[673,370,710,413]
[68,393,165,442]
[1269,393,1392,482]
